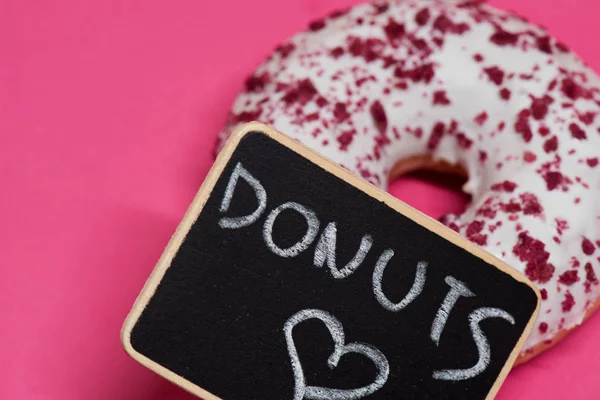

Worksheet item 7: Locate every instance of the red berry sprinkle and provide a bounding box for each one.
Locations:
[513,232,555,283]
[415,8,431,26]
[543,136,558,153]
[484,66,505,85]
[433,90,451,105]
[558,270,580,286]
[562,291,575,312]
[569,123,587,140]
[582,237,596,255]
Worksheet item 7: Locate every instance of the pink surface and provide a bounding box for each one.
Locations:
[1,1,599,398]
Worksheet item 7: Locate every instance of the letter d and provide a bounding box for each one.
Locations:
[218,162,267,229]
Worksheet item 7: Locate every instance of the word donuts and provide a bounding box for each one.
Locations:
[221,159,518,383]
[217,0,600,362]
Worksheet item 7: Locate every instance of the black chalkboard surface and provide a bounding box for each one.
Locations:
[122,122,540,400]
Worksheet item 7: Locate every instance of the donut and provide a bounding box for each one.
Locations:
[215,0,600,363]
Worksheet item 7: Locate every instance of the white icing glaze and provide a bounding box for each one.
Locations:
[217,0,600,355]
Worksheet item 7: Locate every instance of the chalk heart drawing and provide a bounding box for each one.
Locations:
[283,309,390,400]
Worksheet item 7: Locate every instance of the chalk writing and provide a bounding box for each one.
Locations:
[218,162,267,229]
[284,309,390,400]
[433,308,515,381]
[431,277,475,346]
[314,222,373,279]
[218,163,519,383]
[263,202,320,258]
[372,250,427,312]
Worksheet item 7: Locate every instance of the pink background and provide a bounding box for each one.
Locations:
[1,0,599,398]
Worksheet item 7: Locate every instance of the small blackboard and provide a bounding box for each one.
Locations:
[122,122,540,400]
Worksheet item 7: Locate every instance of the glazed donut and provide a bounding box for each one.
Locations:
[216,0,600,363]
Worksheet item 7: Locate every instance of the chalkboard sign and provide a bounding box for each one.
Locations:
[122,122,540,400]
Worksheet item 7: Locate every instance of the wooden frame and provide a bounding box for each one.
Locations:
[121,122,541,400]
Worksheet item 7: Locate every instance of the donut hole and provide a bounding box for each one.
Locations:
[387,155,470,220]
